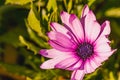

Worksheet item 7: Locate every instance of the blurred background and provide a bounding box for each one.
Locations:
[0,0,120,80]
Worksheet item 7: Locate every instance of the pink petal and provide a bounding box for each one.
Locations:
[60,11,71,27]
[67,59,83,70]
[84,10,96,22]
[94,36,110,47]
[48,31,74,46]
[98,49,116,57]
[69,14,84,41]
[48,31,76,51]
[84,56,102,74]
[94,49,117,63]
[60,11,77,34]
[84,59,95,73]
[85,20,101,42]
[94,36,111,53]
[89,57,101,71]
[40,49,73,58]
[100,20,110,36]
[61,11,84,43]
[71,70,85,80]
[81,4,89,17]
[40,59,59,69]
[50,22,70,38]
[84,10,98,43]
[49,40,74,52]
[84,10,96,30]
[40,54,73,69]
[55,56,79,69]
[94,42,111,53]
[60,11,79,41]
[92,55,105,64]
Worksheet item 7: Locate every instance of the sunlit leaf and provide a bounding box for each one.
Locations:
[88,0,95,7]
[67,0,72,13]
[118,72,120,80]
[109,72,115,80]
[25,20,49,48]
[41,9,48,21]
[27,6,41,35]
[19,35,40,54]
[48,9,58,24]
[5,0,33,5]
[27,3,47,40]
[63,0,67,10]
[26,77,32,80]
[105,8,120,18]
[47,0,57,11]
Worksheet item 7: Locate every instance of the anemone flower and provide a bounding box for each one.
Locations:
[40,5,116,80]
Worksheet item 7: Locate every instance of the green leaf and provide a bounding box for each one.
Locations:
[27,3,47,40]
[88,0,96,7]
[84,69,99,80]
[25,20,49,48]
[0,61,35,76]
[63,0,67,10]
[0,27,27,47]
[67,0,72,13]
[111,21,120,37]
[5,0,32,5]
[48,9,58,24]
[105,8,120,18]
[19,35,40,54]
[26,77,32,80]
[47,0,57,11]
[27,6,41,35]
[109,72,115,80]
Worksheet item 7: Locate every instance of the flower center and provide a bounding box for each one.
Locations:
[77,42,93,59]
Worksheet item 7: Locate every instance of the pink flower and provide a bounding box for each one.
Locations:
[40,5,116,80]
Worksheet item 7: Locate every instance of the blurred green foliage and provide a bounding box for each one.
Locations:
[0,0,120,80]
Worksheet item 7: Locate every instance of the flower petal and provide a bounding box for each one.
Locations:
[40,59,58,69]
[60,11,71,27]
[55,56,79,69]
[94,36,110,46]
[85,20,101,43]
[40,49,73,58]
[84,59,94,73]
[84,10,96,21]
[81,5,96,20]
[100,20,111,36]
[92,55,105,64]
[60,11,80,40]
[81,4,89,17]
[69,14,84,41]
[48,31,74,46]
[50,22,79,44]
[71,70,85,80]
[50,22,69,38]
[97,49,116,57]
[67,59,83,70]
[49,40,74,52]
[48,31,76,51]
[89,57,101,70]
[94,49,117,63]
[40,54,73,69]
[61,11,85,43]
[94,42,111,53]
